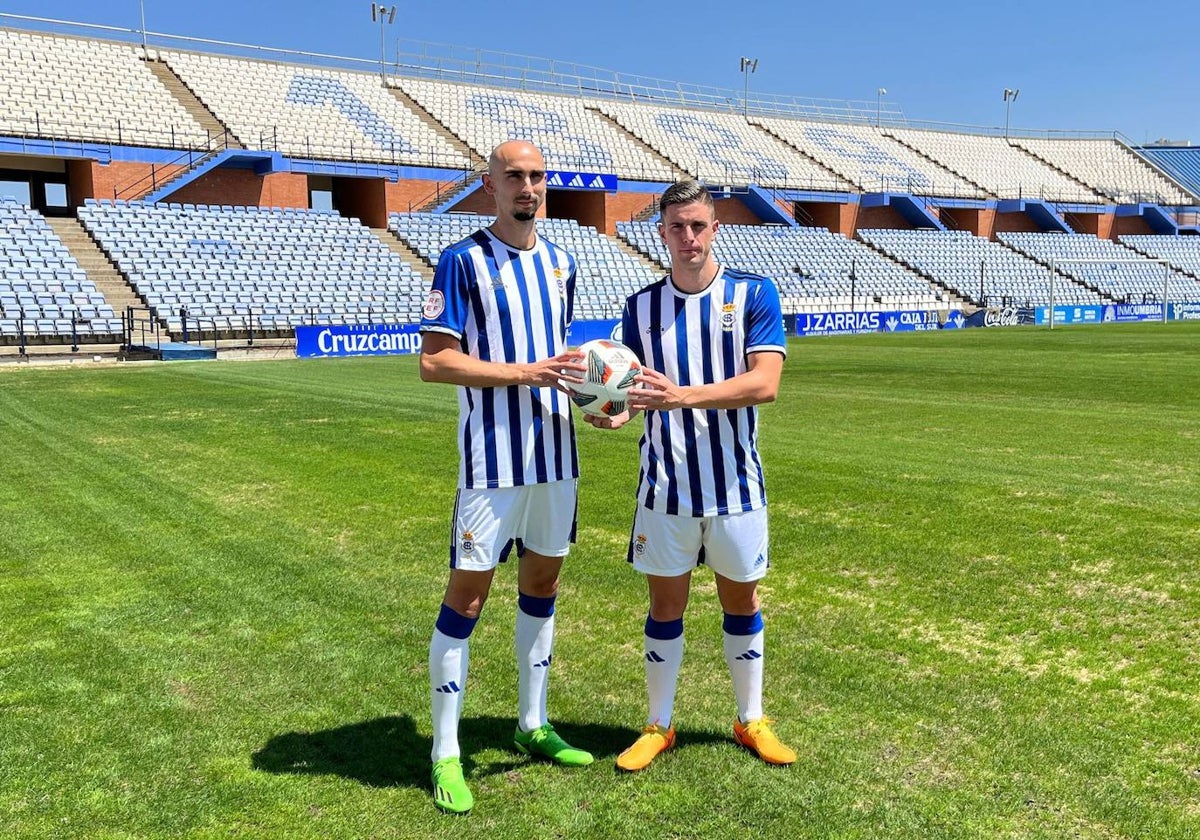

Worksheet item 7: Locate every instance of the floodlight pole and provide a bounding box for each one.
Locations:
[876,87,886,127]
[1003,87,1020,139]
[371,4,397,85]
[740,56,757,120]
[139,0,147,49]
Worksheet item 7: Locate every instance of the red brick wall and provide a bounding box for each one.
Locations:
[713,197,761,225]
[549,190,605,230]
[604,192,657,234]
[83,161,185,202]
[857,205,912,232]
[949,208,997,239]
[1113,216,1155,236]
[992,212,1046,234]
[453,187,499,216]
[1066,211,1118,239]
[802,201,859,236]
[385,178,445,213]
[170,170,308,209]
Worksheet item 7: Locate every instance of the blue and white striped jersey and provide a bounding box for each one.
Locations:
[621,267,786,517]
[420,228,578,489]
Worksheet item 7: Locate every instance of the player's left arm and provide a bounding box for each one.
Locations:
[628,351,782,411]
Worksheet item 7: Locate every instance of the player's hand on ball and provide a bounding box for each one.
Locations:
[628,367,686,411]
[533,350,586,391]
[583,409,631,430]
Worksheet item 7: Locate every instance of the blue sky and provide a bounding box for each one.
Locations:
[2,0,1197,144]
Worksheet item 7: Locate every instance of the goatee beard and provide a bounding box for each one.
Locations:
[513,211,536,222]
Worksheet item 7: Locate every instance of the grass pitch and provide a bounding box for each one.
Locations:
[1,322,1198,839]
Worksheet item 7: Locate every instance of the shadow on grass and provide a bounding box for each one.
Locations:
[251,714,730,789]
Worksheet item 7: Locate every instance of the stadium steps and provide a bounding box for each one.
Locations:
[752,119,861,190]
[854,233,971,308]
[371,228,434,283]
[993,239,1115,303]
[879,128,993,199]
[585,106,690,181]
[632,200,661,223]
[144,57,245,149]
[45,216,162,334]
[612,235,666,273]
[1006,140,1107,201]
[385,85,483,167]
[412,171,485,214]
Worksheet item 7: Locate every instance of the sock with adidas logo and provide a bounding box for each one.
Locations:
[430,603,479,761]
[516,592,556,733]
[644,615,684,728]
[723,611,764,723]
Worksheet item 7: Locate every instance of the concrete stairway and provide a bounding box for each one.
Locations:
[46,217,158,331]
[145,57,243,148]
[371,228,434,283]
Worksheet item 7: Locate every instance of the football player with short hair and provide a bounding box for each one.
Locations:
[419,140,592,814]
[586,179,795,771]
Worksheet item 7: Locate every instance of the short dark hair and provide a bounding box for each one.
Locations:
[658,179,714,215]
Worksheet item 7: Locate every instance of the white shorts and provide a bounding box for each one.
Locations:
[627,506,769,582]
[450,480,578,571]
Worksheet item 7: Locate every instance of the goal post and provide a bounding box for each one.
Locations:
[1047,257,1172,329]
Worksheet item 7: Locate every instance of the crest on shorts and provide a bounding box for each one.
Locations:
[634,534,647,556]
[721,302,738,332]
[460,530,475,555]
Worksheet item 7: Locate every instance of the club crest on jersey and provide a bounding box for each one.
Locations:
[423,290,445,319]
[721,302,738,332]
[460,531,475,555]
[553,267,566,298]
[634,534,647,556]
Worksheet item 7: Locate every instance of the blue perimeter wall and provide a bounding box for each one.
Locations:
[293,302,1200,358]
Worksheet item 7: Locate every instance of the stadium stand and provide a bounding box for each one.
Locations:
[858,228,1102,306]
[398,78,675,182]
[77,200,429,335]
[753,118,983,198]
[0,197,123,341]
[997,232,1200,303]
[1009,137,1193,205]
[0,29,210,147]
[1119,235,1200,279]
[390,211,660,320]
[618,220,947,312]
[161,50,471,166]
[882,128,1103,203]
[1,17,1197,355]
[596,102,849,190]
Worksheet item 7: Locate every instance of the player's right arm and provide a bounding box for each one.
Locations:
[420,333,584,389]
[418,247,584,389]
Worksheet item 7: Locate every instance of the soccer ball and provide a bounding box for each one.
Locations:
[566,339,641,417]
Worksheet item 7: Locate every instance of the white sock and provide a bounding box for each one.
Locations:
[644,615,684,728]
[723,612,764,723]
[515,593,556,732]
[429,605,478,762]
